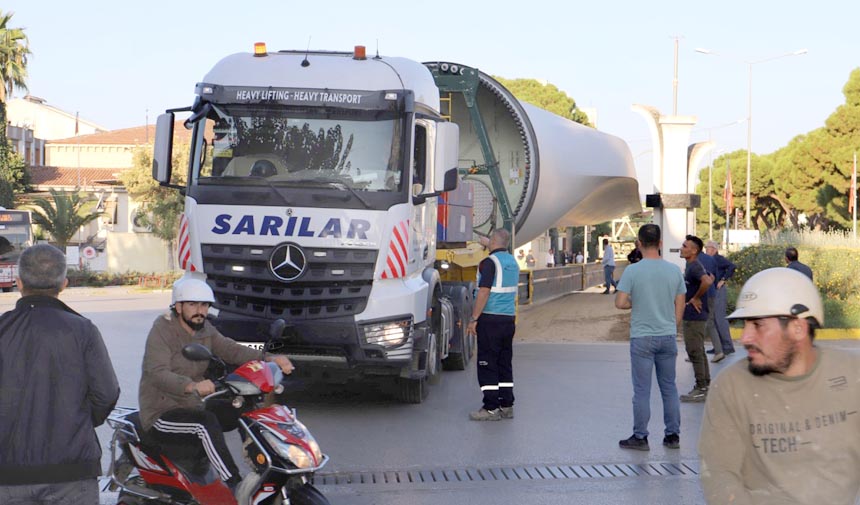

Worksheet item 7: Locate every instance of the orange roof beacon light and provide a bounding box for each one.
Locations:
[254,42,268,57]
[353,45,367,60]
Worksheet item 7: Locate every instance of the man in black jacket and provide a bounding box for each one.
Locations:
[0,244,120,504]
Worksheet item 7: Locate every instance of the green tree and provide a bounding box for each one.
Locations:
[0,11,30,208]
[493,76,592,126]
[120,144,189,268]
[697,68,860,233]
[28,189,102,248]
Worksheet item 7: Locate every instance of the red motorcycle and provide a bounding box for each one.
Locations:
[107,343,330,505]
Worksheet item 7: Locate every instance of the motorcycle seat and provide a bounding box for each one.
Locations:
[125,412,216,482]
[124,412,165,457]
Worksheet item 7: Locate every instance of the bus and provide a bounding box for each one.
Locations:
[0,210,33,291]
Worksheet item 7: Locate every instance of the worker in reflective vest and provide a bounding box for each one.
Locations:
[466,229,519,421]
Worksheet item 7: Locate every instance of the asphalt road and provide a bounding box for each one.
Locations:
[4,287,857,504]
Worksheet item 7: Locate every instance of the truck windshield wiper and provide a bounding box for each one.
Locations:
[308,178,372,209]
[211,175,291,206]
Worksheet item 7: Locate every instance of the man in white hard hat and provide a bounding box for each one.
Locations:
[139,278,294,494]
[698,268,860,504]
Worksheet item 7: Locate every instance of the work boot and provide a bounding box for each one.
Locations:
[711,352,726,363]
[663,433,680,449]
[619,434,649,451]
[680,387,708,403]
[469,408,501,421]
[499,406,514,419]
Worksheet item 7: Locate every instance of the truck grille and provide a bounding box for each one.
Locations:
[201,244,377,320]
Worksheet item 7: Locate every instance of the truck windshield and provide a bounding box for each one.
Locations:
[193,104,405,193]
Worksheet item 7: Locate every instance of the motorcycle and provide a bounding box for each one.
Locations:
[106,333,330,505]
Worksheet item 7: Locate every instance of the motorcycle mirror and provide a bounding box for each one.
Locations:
[262,318,287,360]
[269,319,287,340]
[182,343,213,362]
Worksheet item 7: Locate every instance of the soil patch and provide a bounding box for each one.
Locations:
[515,288,631,343]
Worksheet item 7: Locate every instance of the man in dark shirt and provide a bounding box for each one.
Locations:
[697,250,722,361]
[784,247,813,280]
[679,235,713,403]
[0,244,119,504]
[705,240,737,355]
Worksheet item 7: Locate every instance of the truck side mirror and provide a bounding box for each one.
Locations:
[433,122,459,193]
[152,113,175,184]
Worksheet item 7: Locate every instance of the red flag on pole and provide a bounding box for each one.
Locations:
[74,111,79,135]
[724,167,734,216]
[850,154,857,213]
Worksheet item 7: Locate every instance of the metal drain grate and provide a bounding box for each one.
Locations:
[314,460,699,486]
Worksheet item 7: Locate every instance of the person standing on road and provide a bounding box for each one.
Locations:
[139,278,294,495]
[515,249,527,269]
[680,235,714,403]
[699,267,860,504]
[615,224,686,451]
[704,241,736,356]
[602,239,618,294]
[0,244,120,505]
[784,246,813,280]
[466,229,519,421]
[697,250,723,363]
[525,249,536,269]
[626,240,643,264]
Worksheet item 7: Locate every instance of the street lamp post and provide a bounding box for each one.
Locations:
[696,48,808,228]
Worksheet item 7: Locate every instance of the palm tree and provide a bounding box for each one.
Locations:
[0,11,29,107]
[0,11,30,208]
[29,189,102,248]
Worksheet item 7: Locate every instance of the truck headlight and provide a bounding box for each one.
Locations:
[361,318,412,348]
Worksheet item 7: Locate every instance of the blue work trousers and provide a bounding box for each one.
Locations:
[630,335,680,439]
[714,285,735,352]
[476,317,516,411]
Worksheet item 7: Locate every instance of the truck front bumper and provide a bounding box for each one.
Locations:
[213,312,429,378]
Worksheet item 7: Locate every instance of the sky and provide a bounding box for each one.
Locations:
[6,0,860,194]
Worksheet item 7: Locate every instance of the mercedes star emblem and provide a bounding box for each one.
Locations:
[269,243,307,282]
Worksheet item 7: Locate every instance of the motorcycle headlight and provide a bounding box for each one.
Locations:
[260,430,318,469]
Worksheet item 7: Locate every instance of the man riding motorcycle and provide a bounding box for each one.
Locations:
[138,278,293,497]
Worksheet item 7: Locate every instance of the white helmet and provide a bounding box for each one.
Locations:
[727,267,823,326]
[172,278,215,305]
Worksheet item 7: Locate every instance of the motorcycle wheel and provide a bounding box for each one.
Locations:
[287,483,331,505]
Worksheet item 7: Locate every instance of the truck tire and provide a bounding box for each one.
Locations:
[288,483,331,505]
[426,325,442,385]
[426,294,443,385]
[442,283,474,371]
[395,376,427,403]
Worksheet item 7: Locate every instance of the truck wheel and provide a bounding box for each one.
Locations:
[394,376,427,403]
[288,483,331,505]
[426,325,442,385]
[426,295,443,385]
[442,284,472,371]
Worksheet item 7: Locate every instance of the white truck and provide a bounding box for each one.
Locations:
[153,44,640,402]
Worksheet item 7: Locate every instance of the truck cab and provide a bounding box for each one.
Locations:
[153,45,459,402]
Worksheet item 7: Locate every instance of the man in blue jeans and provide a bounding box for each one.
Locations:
[615,224,686,451]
